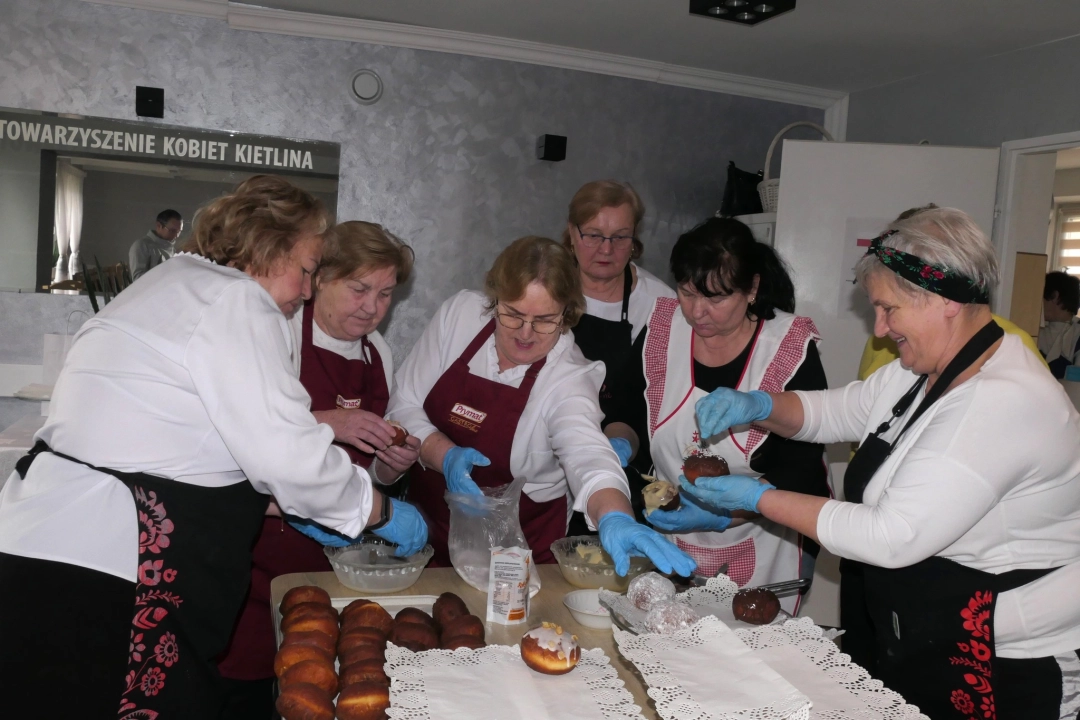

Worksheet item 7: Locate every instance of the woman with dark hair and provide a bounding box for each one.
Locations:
[1040,270,1080,378]
[643,217,830,612]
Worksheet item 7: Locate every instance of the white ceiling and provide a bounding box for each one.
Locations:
[246,0,1080,92]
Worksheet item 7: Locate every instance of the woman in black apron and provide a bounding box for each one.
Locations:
[561,181,676,531]
[649,208,1080,718]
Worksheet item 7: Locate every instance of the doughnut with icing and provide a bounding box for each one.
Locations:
[279,586,332,615]
[642,480,680,512]
[519,622,580,675]
[335,681,391,720]
[279,659,338,697]
[274,682,335,720]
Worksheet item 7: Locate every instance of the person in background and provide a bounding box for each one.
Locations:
[643,217,830,614]
[672,207,1080,719]
[859,204,1048,380]
[129,208,183,279]
[561,180,676,533]
[0,177,426,717]
[1039,270,1080,378]
[218,221,420,719]
[389,236,696,577]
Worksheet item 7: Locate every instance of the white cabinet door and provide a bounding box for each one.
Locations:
[773,140,999,389]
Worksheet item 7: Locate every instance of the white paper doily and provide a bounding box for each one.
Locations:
[384,642,644,719]
[600,575,789,634]
[614,616,929,720]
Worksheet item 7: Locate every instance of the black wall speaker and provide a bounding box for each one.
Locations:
[536,134,567,162]
[135,86,165,118]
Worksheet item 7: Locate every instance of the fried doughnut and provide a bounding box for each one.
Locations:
[340,598,377,623]
[389,622,438,652]
[519,622,579,675]
[388,421,408,447]
[274,682,334,720]
[335,681,390,720]
[732,588,781,625]
[395,607,436,630]
[342,602,393,636]
[432,592,469,628]
[441,634,486,650]
[280,659,338,697]
[438,614,484,643]
[279,586,332,615]
[280,612,339,641]
[340,658,389,688]
[274,644,334,678]
[338,627,388,655]
[682,455,730,483]
[280,630,337,658]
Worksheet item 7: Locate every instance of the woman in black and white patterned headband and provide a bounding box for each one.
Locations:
[670,206,1080,718]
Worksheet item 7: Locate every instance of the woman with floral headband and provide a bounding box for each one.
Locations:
[665,207,1080,719]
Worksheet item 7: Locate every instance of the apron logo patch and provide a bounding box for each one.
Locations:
[336,395,361,410]
[449,403,486,433]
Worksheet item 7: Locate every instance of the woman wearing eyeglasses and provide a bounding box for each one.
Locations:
[562,181,676,531]
[387,236,696,576]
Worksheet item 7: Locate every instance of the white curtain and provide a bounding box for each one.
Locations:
[53,161,85,283]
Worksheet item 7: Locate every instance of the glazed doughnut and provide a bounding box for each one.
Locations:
[732,588,781,625]
[438,614,484,643]
[280,659,338,697]
[432,592,469,628]
[279,586,332,615]
[519,622,580,675]
[337,627,388,655]
[281,630,337,658]
[274,644,334,678]
[389,622,439,652]
[682,455,730,483]
[342,603,394,636]
[339,644,386,667]
[388,421,408,447]
[395,607,436,630]
[274,682,335,720]
[340,658,389,688]
[441,634,486,651]
[642,480,680,512]
[335,681,391,720]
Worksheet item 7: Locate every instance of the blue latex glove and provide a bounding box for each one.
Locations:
[695,388,773,440]
[647,494,733,533]
[371,499,429,557]
[442,446,490,495]
[679,473,775,514]
[597,511,697,577]
[287,517,356,548]
[609,437,633,468]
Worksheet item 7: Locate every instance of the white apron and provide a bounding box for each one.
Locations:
[643,298,821,614]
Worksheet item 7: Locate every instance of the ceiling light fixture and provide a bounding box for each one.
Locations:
[689,0,794,25]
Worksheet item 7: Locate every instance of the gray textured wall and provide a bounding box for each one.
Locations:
[0,0,822,430]
[847,35,1080,147]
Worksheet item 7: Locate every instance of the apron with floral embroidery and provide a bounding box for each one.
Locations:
[16,441,268,718]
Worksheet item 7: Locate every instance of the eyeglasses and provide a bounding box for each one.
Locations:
[576,225,636,249]
[495,311,562,334]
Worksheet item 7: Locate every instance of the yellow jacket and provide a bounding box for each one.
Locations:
[857,314,1048,381]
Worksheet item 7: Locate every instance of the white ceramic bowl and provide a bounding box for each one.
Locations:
[563,589,612,630]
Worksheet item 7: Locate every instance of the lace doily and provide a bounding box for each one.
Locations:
[600,575,788,634]
[615,616,929,720]
[383,642,644,719]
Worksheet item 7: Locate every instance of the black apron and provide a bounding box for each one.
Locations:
[15,441,269,718]
[841,321,1059,719]
[569,266,649,533]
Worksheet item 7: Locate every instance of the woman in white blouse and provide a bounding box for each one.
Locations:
[675,207,1080,719]
[388,236,695,577]
[0,176,426,718]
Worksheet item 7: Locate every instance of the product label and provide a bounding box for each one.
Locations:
[486,546,532,625]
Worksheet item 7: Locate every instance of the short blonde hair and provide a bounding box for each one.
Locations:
[561,180,645,261]
[318,221,414,285]
[485,236,585,331]
[182,175,328,275]
[855,207,999,302]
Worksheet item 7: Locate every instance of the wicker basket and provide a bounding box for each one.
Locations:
[758,121,834,212]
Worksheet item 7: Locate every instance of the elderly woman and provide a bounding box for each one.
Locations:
[218,221,420,717]
[640,217,830,611]
[0,177,426,717]
[680,208,1080,718]
[388,236,695,576]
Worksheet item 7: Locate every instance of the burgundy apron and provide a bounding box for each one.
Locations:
[407,320,567,567]
[218,302,390,680]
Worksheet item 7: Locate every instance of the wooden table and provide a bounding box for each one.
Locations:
[271,564,658,718]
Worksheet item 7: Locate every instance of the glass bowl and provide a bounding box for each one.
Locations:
[550,535,653,592]
[324,536,434,593]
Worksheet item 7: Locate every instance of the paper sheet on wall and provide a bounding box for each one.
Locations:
[838,217,891,317]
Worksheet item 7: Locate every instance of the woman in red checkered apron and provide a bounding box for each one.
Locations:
[641,217,830,615]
